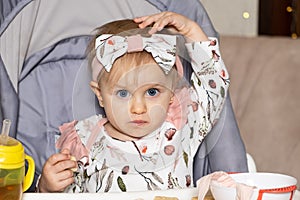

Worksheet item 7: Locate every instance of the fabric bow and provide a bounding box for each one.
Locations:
[93,34,177,80]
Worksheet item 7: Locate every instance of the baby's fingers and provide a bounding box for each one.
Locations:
[134,12,182,34]
[133,16,147,24]
[134,15,156,29]
[47,152,70,166]
[134,12,169,26]
[41,170,75,192]
[148,17,175,34]
[55,176,75,192]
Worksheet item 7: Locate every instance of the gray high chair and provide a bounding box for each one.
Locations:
[0,0,248,192]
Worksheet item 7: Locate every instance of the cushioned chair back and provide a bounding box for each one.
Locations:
[0,0,247,192]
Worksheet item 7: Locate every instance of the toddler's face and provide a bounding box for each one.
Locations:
[99,63,175,141]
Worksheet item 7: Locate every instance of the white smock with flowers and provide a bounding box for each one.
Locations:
[56,38,230,193]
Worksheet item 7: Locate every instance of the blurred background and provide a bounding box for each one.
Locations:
[200,0,300,188]
[201,0,299,38]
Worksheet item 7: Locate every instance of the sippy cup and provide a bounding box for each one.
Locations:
[0,119,35,200]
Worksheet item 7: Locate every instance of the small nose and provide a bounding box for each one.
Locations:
[130,96,147,114]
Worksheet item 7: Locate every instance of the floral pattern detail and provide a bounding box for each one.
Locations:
[164,128,177,141]
[59,38,229,193]
[164,145,175,156]
[117,176,126,192]
[104,171,114,192]
[185,175,192,187]
[208,79,216,89]
[183,151,189,167]
[122,166,129,175]
[94,34,177,75]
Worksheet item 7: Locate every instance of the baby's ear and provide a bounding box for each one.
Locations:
[90,81,104,106]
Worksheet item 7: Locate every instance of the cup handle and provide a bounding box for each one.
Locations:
[23,155,35,192]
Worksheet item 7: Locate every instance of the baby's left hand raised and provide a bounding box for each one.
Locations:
[134,11,209,42]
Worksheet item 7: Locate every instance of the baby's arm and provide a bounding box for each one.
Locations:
[37,149,76,192]
[135,11,229,133]
[134,11,209,42]
[186,38,229,133]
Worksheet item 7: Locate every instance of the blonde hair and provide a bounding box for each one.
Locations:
[99,52,156,88]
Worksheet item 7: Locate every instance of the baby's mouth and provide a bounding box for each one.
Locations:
[130,120,149,126]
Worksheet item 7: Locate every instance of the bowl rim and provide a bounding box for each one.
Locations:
[210,172,297,192]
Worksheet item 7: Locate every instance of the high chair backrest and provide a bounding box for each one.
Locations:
[0,0,248,191]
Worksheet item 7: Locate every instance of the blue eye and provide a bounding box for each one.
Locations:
[146,88,159,97]
[116,90,129,98]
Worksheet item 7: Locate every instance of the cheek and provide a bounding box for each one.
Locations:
[105,105,128,128]
[148,103,168,121]
[148,94,172,114]
[106,98,129,117]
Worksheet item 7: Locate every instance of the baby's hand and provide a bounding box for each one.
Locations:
[134,11,209,42]
[38,149,77,192]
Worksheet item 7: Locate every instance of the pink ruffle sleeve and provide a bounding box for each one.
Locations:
[56,120,89,162]
[166,87,192,129]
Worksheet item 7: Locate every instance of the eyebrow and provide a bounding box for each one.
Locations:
[114,83,167,89]
[113,83,127,89]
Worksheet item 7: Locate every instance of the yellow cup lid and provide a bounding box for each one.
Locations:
[0,136,25,169]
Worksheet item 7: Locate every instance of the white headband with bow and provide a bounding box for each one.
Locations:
[92,33,179,81]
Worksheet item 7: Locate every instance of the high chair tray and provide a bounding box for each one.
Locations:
[23,187,200,200]
[22,188,300,200]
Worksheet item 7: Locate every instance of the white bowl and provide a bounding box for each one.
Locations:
[210,172,297,200]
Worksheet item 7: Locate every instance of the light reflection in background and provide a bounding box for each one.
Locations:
[200,0,258,37]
